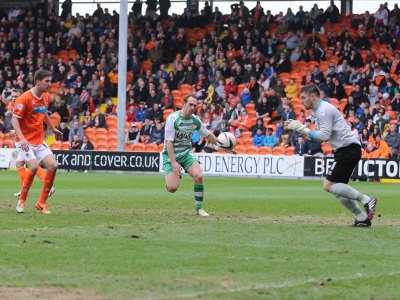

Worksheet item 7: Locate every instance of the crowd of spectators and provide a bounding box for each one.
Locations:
[0,0,400,157]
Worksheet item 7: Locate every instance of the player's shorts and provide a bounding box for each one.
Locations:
[326,143,361,184]
[163,152,198,175]
[15,142,53,163]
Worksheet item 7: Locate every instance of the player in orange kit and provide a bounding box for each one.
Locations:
[9,88,55,197]
[12,70,62,214]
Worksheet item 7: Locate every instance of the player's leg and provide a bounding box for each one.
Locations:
[15,143,38,213]
[36,164,56,197]
[324,179,369,225]
[323,144,377,226]
[16,161,26,184]
[164,160,180,193]
[15,160,26,196]
[36,166,46,182]
[186,160,209,217]
[34,145,58,214]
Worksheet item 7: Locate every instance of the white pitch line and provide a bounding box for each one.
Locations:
[144,270,400,300]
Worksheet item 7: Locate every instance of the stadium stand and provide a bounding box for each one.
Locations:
[1,1,400,158]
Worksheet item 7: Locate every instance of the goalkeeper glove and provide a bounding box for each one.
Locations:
[284,119,310,136]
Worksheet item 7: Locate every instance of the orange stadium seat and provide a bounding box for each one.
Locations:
[344,85,355,95]
[235,137,243,145]
[179,84,193,91]
[171,90,181,97]
[272,146,285,156]
[290,98,302,106]
[108,137,117,144]
[285,146,295,156]
[97,144,108,151]
[330,98,339,107]
[50,141,62,150]
[96,128,108,135]
[85,128,95,135]
[140,60,153,75]
[61,141,71,150]
[173,99,184,109]
[50,113,61,127]
[126,71,133,83]
[246,145,259,155]
[263,118,271,127]
[132,143,145,152]
[108,144,118,151]
[108,128,118,136]
[259,146,272,155]
[95,132,108,141]
[241,136,253,146]
[145,144,158,152]
[96,137,108,145]
[2,138,14,148]
[106,117,117,127]
[322,142,333,155]
[241,131,252,139]
[233,145,246,154]
[125,144,134,151]
[163,109,174,120]
[107,124,117,133]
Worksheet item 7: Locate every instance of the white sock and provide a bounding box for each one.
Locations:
[330,183,370,204]
[338,197,368,221]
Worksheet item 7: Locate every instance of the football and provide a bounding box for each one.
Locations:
[217,132,236,150]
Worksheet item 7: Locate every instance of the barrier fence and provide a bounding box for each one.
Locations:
[1,148,400,180]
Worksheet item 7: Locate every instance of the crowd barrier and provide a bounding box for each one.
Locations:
[1,149,399,180]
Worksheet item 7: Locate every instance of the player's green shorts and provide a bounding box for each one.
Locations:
[163,152,198,175]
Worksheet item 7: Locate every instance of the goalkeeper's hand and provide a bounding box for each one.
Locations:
[284,119,310,136]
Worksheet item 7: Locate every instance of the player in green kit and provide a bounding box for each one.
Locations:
[162,94,219,216]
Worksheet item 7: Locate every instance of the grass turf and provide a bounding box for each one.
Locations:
[0,171,399,299]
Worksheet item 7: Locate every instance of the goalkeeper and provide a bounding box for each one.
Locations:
[285,84,377,227]
[162,94,220,217]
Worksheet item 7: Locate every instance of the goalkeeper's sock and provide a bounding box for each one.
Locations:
[36,166,46,183]
[20,169,35,201]
[338,197,368,221]
[330,183,370,204]
[37,171,56,205]
[194,184,204,211]
[17,167,26,185]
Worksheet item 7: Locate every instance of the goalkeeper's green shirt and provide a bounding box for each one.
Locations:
[162,111,210,161]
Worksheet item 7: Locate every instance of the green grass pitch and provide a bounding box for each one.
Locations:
[0,171,399,299]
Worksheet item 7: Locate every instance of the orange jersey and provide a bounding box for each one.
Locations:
[13,89,51,145]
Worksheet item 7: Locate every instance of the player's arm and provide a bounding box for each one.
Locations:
[206,132,218,144]
[11,116,29,151]
[285,111,333,142]
[164,117,180,175]
[198,119,222,146]
[308,111,333,142]
[198,121,236,153]
[44,113,63,141]
[12,96,30,151]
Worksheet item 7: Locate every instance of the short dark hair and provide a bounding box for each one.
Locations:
[184,93,197,103]
[34,70,52,83]
[300,84,320,97]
